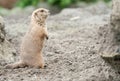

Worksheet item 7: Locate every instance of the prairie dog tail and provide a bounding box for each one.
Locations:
[5,61,26,69]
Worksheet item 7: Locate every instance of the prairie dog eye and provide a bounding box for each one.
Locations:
[40,10,44,12]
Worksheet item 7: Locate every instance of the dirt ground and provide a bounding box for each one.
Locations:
[0,3,120,81]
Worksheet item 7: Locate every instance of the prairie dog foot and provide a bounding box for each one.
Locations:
[46,36,49,40]
[31,63,44,69]
[39,63,44,69]
[5,61,26,69]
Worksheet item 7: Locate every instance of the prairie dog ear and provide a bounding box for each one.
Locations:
[34,12,38,16]
[34,12,40,21]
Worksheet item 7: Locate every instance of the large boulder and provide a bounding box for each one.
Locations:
[0,16,15,61]
[99,0,120,58]
[98,0,120,75]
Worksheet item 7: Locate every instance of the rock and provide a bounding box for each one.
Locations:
[0,16,5,42]
[0,16,15,61]
[99,0,120,59]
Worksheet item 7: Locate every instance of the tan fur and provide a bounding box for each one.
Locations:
[5,8,49,69]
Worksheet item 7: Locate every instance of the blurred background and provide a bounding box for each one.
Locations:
[0,0,111,15]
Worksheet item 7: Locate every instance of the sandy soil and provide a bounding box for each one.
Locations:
[0,3,120,81]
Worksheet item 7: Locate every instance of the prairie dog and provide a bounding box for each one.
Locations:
[6,8,49,69]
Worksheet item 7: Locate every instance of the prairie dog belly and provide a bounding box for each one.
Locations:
[21,32,44,53]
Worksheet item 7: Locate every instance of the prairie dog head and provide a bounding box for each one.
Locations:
[32,8,49,23]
